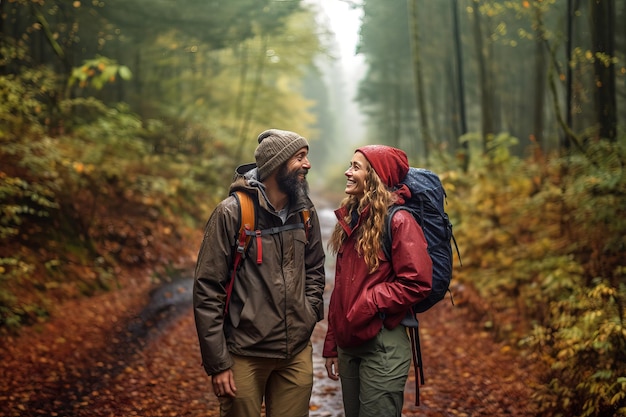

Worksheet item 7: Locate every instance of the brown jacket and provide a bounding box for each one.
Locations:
[193,172,326,376]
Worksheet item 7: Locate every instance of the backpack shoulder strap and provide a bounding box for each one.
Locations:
[225,191,256,314]
[235,190,255,249]
[233,190,256,258]
[301,209,311,239]
[382,205,409,261]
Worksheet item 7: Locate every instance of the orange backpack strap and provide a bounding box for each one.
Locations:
[236,191,255,253]
[237,192,263,264]
[225,191,255,314]
[301,209,311,239]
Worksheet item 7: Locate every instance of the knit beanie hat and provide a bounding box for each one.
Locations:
[356,145,409,188]
[255,129,309,181]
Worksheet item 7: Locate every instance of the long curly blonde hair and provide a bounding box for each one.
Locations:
[328,168,397,273]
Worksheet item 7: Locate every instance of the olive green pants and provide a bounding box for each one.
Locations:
[218,342,313,417]
[338,325,411,417]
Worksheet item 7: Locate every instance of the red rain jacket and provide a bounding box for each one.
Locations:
[323,205,432,357]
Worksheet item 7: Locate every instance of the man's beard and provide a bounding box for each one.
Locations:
[277,164,309,203]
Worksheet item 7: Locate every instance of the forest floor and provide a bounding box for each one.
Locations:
[0,268,543,417]
[0,194,544,416]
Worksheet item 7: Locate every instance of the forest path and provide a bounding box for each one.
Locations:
[0,204,541,416]
[0,274,541,416]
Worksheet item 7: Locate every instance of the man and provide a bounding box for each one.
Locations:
[193,129,326,417]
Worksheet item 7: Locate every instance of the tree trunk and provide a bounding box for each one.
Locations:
[563,0,575,150]
[452,0,469,171]
[408,0,431,161]
[471,0,495,153]
[590,0,617,141]
[532,4,547,151]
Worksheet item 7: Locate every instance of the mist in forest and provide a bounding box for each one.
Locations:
[2,2,626,417]
[305,0,369,188]
[312,0,368,146]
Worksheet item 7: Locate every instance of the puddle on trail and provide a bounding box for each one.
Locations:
[310,207,345,417]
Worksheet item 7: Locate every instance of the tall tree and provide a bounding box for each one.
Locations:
[452,0,469,171]
[470,0,495,153]
[357,0,417,151]
[532,3,547,150]
[407,0,431,161]
[590,0,617,141]
[564,0,577,149]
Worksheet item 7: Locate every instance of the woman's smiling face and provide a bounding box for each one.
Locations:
[344,152,369,197]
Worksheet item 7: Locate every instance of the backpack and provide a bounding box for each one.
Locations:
[382,167,461,314]
[382,167,461,406]
[224,164,311,314]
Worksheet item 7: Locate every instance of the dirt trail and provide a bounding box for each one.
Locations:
[0,275,540,417]
[310,293,540,417]
[0,203,541,416]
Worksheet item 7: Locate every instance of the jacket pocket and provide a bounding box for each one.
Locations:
[343,289,382,346]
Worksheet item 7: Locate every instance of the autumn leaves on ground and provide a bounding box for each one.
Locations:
[0,263,541,417]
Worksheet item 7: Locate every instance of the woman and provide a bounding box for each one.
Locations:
[323,145,433,417]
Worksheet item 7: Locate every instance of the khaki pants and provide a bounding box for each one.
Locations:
[338,325,411,417]
[218,342,313,417]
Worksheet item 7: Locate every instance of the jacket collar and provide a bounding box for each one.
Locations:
[231,169,311,220]
[334,204,370,237]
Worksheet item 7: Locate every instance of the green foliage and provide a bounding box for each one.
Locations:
[68,56,132,91]
[448,137,626,417]
[0,65,63,239]
[525,275,626,417]
[0,175,58,237]
[522,142,626,417]
[0,257,45,331]
[0,65,217,330]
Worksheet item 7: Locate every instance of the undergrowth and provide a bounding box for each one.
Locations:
[0,68,225,331]
[443,136,626,417]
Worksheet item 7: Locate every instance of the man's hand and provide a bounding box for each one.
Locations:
[211,369,237,397]
[325,357,340,381]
